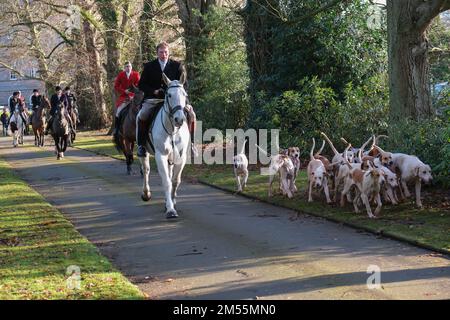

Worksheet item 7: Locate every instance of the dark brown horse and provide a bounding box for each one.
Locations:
[52,103,70,160]
[113,85,144,175]
[31,96,50,147]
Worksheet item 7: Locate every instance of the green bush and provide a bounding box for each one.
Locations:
[190,6,250,130]
[255,76,341,155]
[338,74,390,143]
[256,75,390,157]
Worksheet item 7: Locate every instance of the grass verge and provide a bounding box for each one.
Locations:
[73,131,450,255]
[0,156,145,300]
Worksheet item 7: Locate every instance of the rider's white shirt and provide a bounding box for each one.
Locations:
[158,59,167,72]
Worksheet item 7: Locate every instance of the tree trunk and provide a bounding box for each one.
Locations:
[174,0,224,80]
[387,0,450,121]
[83,19,109,128]
[137,0,158,67]
[97,0,123,133]
[240,0,277,97]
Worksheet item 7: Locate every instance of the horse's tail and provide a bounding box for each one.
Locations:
[113,133,123,153]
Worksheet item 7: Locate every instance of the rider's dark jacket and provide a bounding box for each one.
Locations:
[65,93,77,110]
[9,97,20,113]
[31,95,42,111]
[50,94,68,116]
[138,58,185,100]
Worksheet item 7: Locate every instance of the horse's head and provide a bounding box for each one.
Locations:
[162,72,187,128]
[55,102,65,120]
[128,85,144,106]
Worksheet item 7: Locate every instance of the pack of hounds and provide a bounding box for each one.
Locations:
[233,132,433,219]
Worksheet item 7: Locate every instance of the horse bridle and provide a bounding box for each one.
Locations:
[161,84,186,135]
[55,103,66,123]
[164,84,185,118]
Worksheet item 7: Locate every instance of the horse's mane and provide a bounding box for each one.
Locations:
[168,80,185,90]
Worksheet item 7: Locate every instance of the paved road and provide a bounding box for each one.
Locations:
[1,136,449,299]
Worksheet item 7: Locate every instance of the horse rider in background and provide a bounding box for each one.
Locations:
[30,89,42,124]
[64,86,80,124]
[9,91,28,127]
[113,61,140,139]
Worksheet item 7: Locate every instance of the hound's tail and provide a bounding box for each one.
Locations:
[239,139,247,155]
[320,132,339,156]
[310,138,316,161]
[315,139,325,157]
[255,144,268,157]
[358,136,373,162]
[342,144,353,169]
[375,134,389,145]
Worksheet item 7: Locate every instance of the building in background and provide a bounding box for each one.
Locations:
[0,14,46,108]
[0,65,45,109]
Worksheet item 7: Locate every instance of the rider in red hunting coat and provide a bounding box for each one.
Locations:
[113,61,140,137]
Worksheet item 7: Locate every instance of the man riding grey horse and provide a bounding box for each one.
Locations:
[136,41,197,157]
[9,91,20,120]
[9,91,27,127]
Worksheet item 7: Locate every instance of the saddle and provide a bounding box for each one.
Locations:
[146,102,165,154]
[118,103,132,125]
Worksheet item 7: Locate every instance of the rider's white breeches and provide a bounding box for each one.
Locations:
[116,102,129,117]
[137,99,163,121]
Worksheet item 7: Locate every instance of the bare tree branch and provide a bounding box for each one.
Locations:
[153,17,184,37]
[12,21,74,46]
[45,40,66,59]
[247,0,287,21]
[416,0,450,32]
[287,0,351,25]
[245,0,351,25]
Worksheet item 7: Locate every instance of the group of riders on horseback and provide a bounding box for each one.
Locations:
[8,86,79,139]
[8,41,194,218]
[8,41,196,165]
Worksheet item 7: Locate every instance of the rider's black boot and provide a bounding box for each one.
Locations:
[136,118,149,157]
[113,116,120,137]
